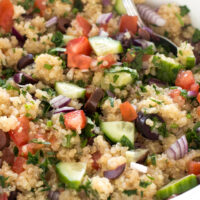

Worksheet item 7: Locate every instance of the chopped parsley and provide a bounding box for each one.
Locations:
[44,64,53,70]
[51,31,64,47]
[149,154,156,166]
[73,0,83,13]
[123,189,137,196]
[61,0,72,3]
[175,13,184,26]
[192,29,200,43]
[65,131,77,148]
[30,138,51,145]
[108,97,114,107]
[120,135,134,150]
[27,151,40,165]
[41,101,51,116]
[150,98,163,105]
[0,176,8,188]
[13,146,19,157]
[113,74,119,83]
[2,68,15,79]
[59,113,65,126]
[18,0,34,10]
[139,180,152,188]
[140,85,147,93]
[180,5,190,16]
[42,88,56,97]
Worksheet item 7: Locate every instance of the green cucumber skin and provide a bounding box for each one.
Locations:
[114,0,127,14]
[156,174,198,200]
[186,57,196,69]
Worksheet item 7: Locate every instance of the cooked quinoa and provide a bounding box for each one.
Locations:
[0,0,200,200]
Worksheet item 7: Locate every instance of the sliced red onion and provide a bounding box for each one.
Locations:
[50,95,71,109]
[96,13,112,25]
[137,4,166,27]
[148,78,167,88]
[13,72,38,85]
[166,135,188,160]
[134,39,155,50]
[187,91,197,98]
[102,0,110,6]
[53,106,75,114]
[46,16,58,28]
[130,162,148,173]
[104,163,126,180]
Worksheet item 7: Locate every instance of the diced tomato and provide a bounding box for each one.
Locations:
[0,0,14,32]
[9,116,30,147]
[92,151,101,170]
[34,0,46,17]
[169,89,185,107]
[64,110,87,130]
[19,143,43,157]
[188,161,200,175]
[99,24,108,32]
[190,83,199,94]
[0,193,7,200]
[67,37,92,55]
[175,70,195,90]
[197,93,200,104]
[76,15,92,36]
[119,15,138,34]
[12,157,26,174]
[120,101,137,122]
[67,53,93,69]
[98,54,117,68]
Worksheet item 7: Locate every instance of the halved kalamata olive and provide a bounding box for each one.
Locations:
[0,131,10,150]
[8,190,18,200]
[17,54,34,70]
[12,27,26,46]
[47,190,60,200]
[138,27,151,41]
[2,148,15,166]
[103,163,126,180]
[84,88,104,114]
[57,18,70,34]
[14,72,38,85]
[135,112,166,140]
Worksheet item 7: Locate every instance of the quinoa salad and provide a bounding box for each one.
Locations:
[0,0,200,200]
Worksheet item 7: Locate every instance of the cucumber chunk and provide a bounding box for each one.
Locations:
[152,54,184,84]
[156,174,198,200]
[114,0,127,15]
[89,36,123,56]
[55,82,86,99]
[56,162,86,189]
[100,121,135,148]
[126,149,149,163]
[101,66,138,89]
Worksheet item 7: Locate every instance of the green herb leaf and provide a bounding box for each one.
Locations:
[51,31,64,47]
[139,180,152,188]
[13,146,19,157]
[59,113,65,126]
[18,0,34,10]
[192,29,200,43]
[65,131,77,148]
[30,138,51,145]
[123,189,137,196]
[150,154,156,166]
[120,135,134,150]
[44,64,53,70]
[180,5,190,16]
[175,13,184,26]
[27,151,40,165]
[73,0,83,13]
[108,97,114,107]
[2,68,15,79]
[0,176,8,188]
[42,88,56,97]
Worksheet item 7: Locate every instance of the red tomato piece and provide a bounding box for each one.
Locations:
[12,157,26,174]
[197,93,200,104]
[119,15,138,34]
[0,0,14,32]
[169,89,185,107]
[99,24,108,32]
[98,54,117,68]
[64,110,87,130]
[9,116,30,147]
[120,101,137,122]
[175,70,195,90]
[19,143,43,157]
[34,0,46,17]
[0,193,7,200]
[67,37,92,55]
[188,161,200,175]
[190,83,199,94]
[76,15,92,36]
[67,53,93,69]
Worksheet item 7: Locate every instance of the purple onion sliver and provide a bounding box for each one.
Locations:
[50,95,71,109]
[102,0,110,6]
[53,107,75,114]
[96,13,112,25]
[13,73,23,84]
[106,90,115,98]
[188,90,197,97]
[46,16,58,28]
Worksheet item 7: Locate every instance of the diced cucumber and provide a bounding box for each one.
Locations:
[100,121,135,148]
[126,149,149,163]
[55,82,86,99]
[156,174,198,200]
[56,162,86,189]
[177,42,196,69]
[101,66,138,89]
[63,35,76,44]
[114,0,127,15]
[152,54,184,84]
[89,36,123,56]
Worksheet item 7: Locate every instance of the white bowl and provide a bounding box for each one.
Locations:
[146,0,200,29]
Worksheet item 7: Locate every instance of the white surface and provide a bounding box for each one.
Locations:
[145,0,200,29]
